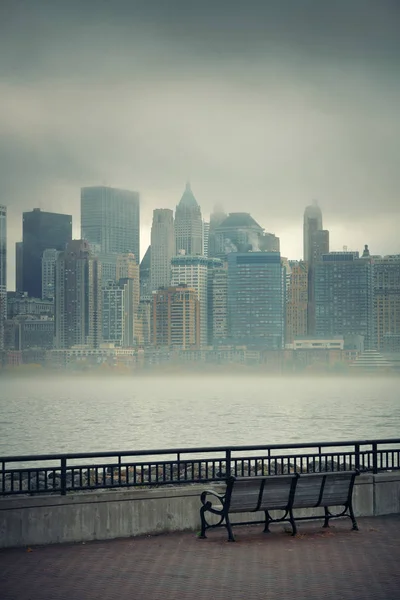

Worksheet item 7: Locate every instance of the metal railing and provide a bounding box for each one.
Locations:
[1,438,399,496]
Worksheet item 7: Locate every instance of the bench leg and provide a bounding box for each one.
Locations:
[323,507,330,528]
[225,515,235,542]
[263,511,271,533]
[289,509,297,536]
[349,503,359,531]
[199,506,207,539]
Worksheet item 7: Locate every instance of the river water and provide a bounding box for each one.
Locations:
[0,375,399,457]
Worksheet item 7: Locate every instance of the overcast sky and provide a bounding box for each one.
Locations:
[1,0,399,288]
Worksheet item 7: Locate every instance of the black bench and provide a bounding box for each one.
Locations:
[199,471,359,541]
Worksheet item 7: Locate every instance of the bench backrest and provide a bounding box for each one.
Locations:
[292,471,357,509]
[226,475,298,513]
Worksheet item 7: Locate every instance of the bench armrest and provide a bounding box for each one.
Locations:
[200,489,226,513]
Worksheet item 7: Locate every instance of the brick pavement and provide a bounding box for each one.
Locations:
[1,515,400,600]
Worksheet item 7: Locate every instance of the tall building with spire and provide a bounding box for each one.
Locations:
[174,183,203,256]
[150,209,175,292]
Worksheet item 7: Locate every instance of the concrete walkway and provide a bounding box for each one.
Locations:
[1,515,400,600]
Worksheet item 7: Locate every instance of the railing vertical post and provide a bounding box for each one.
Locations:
[1,461,5,494]
[318,446,322,471]
[60,457,67,495]
[372,442,378,474]
[355,443,360,471]
[226,449,231,478]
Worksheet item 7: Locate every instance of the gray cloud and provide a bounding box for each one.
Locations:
[1,0,399,287]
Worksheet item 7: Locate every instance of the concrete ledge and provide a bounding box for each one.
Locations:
[374,472,400,515]
[0,473,399,549]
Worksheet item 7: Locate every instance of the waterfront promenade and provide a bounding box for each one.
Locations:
[1,515,400,600]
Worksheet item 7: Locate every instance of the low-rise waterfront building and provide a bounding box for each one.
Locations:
[7,293,54,319]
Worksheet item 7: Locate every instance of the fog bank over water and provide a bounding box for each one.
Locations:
[0,376,398,456]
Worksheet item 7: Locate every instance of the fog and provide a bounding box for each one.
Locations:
[1,1,400,286]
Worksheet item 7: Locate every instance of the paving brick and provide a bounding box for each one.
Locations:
[1,516,400,600]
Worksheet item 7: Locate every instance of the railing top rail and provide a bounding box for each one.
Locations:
[1,438,399,463]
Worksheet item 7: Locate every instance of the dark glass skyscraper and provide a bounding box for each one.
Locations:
[22,209,72,299]
[227,252,285,349]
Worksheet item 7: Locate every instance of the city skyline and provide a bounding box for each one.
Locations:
[2,184,398,291]
[1,1,399,287]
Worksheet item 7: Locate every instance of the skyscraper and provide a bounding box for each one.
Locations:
[15,242,23,293]
[303,202,329,334]
[314,252,375,349]
[303,201,323,263]
[171,255,221,346]
[209,264,228,344]
[116,253,140,314]
[102,278,135,347]
[211,212,280,258]
[81,186,140,260]
[150,209,175,292]
[23,209,72,299]
[151,286,200,349]
[174,183,203,256]
[55,240,102,349]
[203,221,210,257]
[227,252,285,349]
[374,254,400,353]
[42,249,60,299]
[285,261,308,344]
[0,206,6,351]
[139,246,152,302]
[208,205,227,258]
